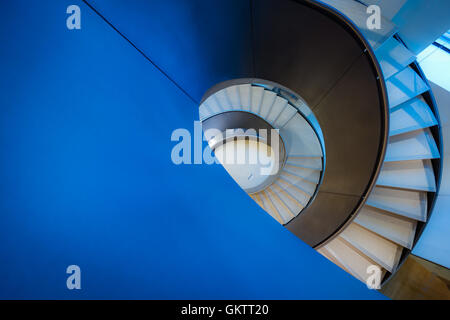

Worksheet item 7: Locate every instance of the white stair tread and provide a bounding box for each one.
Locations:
[238,84,251,111]
[266,96,288,124]
[206,95,223,114]
[210,95,224,113]
[281,113,323,157]
[199,103,213,121]
[250,86,264,114]
[265,189,291,224]
[318,247,350,273]
[266,187,296,223]
[225,85,241,110]
[275,179,311,207]
[260,190,284,224]
[259,90,277,119]
[377,159,436,192]
[385,128,440,162]
[319,0,396,49]
[272,182,305,214]
[249,193,265,211]
[325,237,385,284]
[279,171,316,196]
[340,223,403,272]
[375,37,416,79]
[286,156,323,170]
[273,103,297,129]
[214,89,234,111]
[386,67,429,108]
[366,186,427,222]
[283,165,321,184]
[354,206,417,249]
[389,97,438,136]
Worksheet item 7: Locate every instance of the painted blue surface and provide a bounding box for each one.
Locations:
[391,0,450,54]
[88,0,254,102]
[0,0,385,299]
[413,195,450,269]
[413,82,450,269]
[417,44,450,92]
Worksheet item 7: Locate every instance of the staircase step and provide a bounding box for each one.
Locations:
[283,165,321,184]
[281,113,323,157]
[389,97,438,136]
[266,187,296,223]
[259,90,277,119]
[225,85,241,110]
[260,190,284,224]
[273,103,297,128]
[214,88,234,111]
[318,247,350,273]
[354,206,417,249]
[286,156,323,170]
[272,182,305,215]
[377,159,436,192]
[250,193,265,210]
[279,171,316,196]
[238,84,251,112]
[199,103,213,121]
[200,94,223,120]
[375,37,416,79]
[366,186,427,222]
[386,67,429,108]
[250,86,264,115]
[275,179,310,207]
[266,96,288,124]
[340,223,403,272]
[325,237,386,284]
[385,128,440,162]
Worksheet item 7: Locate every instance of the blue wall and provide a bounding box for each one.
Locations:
[413,82,450,269]
[391,0,450,54]
[0,0,384,299]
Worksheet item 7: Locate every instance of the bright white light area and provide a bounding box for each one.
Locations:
[417,45,450,92]
[214,139,279,193]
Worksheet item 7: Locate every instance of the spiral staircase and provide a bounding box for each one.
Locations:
[200,82,324,224]
[199,0,444,292]
[2,0,449,300]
